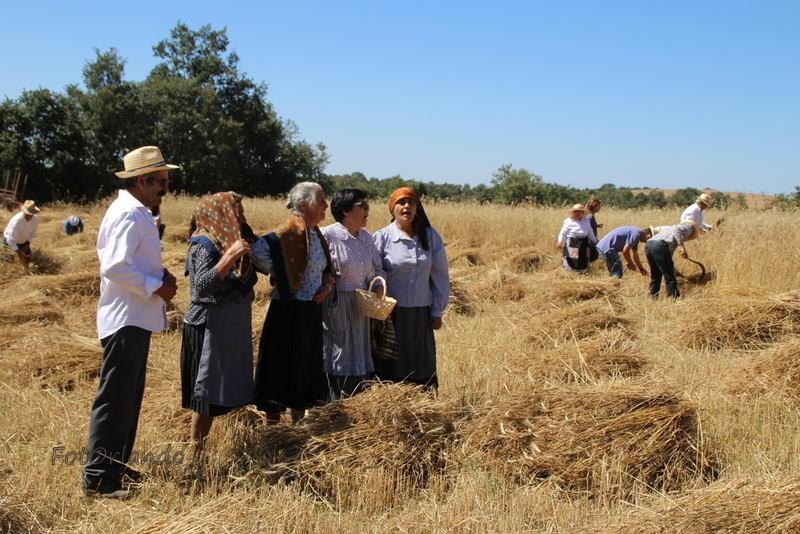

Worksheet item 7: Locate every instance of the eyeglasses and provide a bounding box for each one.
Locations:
[353,201,370,211]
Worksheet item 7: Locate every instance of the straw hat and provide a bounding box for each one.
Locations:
[115,146,179,178]
[696,193,713,206]
[570,203,585,213]
[21,200,40,215]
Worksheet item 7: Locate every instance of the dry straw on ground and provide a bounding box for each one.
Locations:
[457,383,714,501]
[546,276,621,303]
[677,288,800,350]
[505,245,545,273]
[602,473,800,533]
[527,298,631,348]
[726,338,800,403]
[238,383,463,509]
[509,328,646,383]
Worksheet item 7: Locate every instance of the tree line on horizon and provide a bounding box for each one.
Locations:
[0,22,784,210]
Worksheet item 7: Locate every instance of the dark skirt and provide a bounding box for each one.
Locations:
[254,299,328,413]
[374,306,438,389]
[180,323,233,417]
[562,236,590,271]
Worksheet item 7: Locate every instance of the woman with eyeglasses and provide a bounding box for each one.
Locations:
[320,188,385,399]
[372,187,449,390]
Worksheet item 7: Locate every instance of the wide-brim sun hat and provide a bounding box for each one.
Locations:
[21,200,40,215]
[115,146,179,178]
[696,193,713,206]
[570,203,585,213]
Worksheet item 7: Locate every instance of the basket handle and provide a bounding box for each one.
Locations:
[368,276,387,300]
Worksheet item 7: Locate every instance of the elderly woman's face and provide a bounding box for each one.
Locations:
[571,210,584,220]
[392,197,417,225]
[302,187,328,226]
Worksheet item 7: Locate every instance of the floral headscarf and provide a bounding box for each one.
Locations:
[191,191,251,278]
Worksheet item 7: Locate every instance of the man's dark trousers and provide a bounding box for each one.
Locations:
[645,240,680,299]
[83,325,150,490]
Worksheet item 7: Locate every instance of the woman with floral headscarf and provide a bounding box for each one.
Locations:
[372,187,449,390]
[251,182,335,423]
[181,192,255,456]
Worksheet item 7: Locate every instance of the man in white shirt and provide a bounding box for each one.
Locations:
[3,200,40,269]
[680,193,713,232]
[83,146,179,499]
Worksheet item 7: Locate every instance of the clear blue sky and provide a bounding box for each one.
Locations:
[2,1,798,194]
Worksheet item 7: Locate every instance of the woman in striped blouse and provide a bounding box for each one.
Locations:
[320,189,385,400]
[644,220,699,299]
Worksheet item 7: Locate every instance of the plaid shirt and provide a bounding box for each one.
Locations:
[648,222,694,253]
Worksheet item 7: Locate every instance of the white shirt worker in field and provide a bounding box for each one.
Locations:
[680,193,713,232]
[82,146,179,499]
[3,199,41,270]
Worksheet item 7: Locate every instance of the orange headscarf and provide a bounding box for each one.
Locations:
[388,187,420,215]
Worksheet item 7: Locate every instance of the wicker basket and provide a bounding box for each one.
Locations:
[355,276,397,320]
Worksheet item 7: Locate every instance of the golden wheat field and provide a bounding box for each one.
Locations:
[1,195,800,533]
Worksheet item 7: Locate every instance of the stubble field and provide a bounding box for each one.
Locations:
[1,196,800,533]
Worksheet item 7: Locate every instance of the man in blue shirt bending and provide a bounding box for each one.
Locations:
[595,226,651,278]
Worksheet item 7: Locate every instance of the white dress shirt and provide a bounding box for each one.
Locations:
[96,189,166,339]
[3,212,38,250]
[557,217,596,246]
[680,203,702,225]
[680,203,711,230]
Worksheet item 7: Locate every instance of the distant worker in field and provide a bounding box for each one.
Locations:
[63,215,84,235]
[83,146,179,499]
[3,200,40,269]
[595,226,651,278]
[585,196,603,261]
[644,220,699,299]
[680,193,713,232]
[556,203,597,273]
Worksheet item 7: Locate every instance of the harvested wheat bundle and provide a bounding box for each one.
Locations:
[471,266,526,302]
[457,383,714,501]
[24,271,100,297]
[21,326,101,391]
[547,277,621,303]
[241,384,462,507]
[602,473,800,533]
[726,337,800,403]
[510,328,645,383]
[0,290,63,326]
[506,246,545,273]
[448,245,486,268]
[448,278,475,316]
[528,299,630,347]
[678,288,800,350]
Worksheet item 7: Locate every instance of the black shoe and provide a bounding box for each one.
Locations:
[83,479,131,499]
[121,466,144,485]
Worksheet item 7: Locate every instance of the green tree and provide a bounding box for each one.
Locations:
[491,164,542,204]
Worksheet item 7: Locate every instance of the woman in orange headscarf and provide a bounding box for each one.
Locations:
[372,187,449,389]
[181,192,255,456]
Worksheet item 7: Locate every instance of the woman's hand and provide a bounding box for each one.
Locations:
[313,283,335,304]
[226,239,251,260]
[430,316,443,330]
[678,248,688,259]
